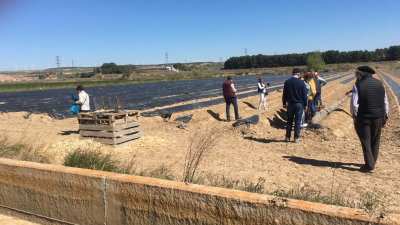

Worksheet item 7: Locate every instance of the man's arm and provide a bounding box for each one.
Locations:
[319,77,327,86]
[231,83,237,93]
[282,82,288,106]
[384,87,389,118]
[302,84,308,108]
[350,84,358,118]
[76,92,84,105]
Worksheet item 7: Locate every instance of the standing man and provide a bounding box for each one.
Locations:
[315,72,327,107]
[76,85,90,113]
[282,68,308,143]
[350,66,389,173]
[222,76,241,122]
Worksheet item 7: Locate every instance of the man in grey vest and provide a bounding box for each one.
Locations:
[350,66,389,173]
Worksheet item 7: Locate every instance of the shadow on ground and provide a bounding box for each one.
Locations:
[283,156,363,172]
[244,136,286,143]
[58,130,79,135]
[333,108,352,117]
[207,110,224,121]
[243,101,257,109]
[268,109,287,129]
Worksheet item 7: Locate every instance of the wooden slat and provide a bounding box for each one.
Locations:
[80,127,141,138]
[79,121,141,131]
[114,132,142,144]
[80,132,142,145]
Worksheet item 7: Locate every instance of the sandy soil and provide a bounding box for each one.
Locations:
[1,71,400,213]
[0,214,40,225]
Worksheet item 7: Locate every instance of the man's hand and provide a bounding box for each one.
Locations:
[382,118,388,128]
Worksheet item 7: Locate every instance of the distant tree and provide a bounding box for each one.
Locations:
[388,46,400,60]
[323,50,340,64]
[100,63,118,74]
[173,63,183,70]
[306,51,325,71]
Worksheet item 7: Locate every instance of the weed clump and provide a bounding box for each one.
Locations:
[63,148,116,172]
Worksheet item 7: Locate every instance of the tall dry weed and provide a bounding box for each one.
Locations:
[182,126,220,183]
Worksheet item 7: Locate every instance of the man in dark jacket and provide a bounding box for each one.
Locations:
[282,68,308,143]
[222,76,241,122]
[350,66,389,173]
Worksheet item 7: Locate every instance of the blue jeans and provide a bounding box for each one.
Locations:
[286,102,303,139]
[311,93,321,117]
[225,97,239,121]
[316,93,323,106]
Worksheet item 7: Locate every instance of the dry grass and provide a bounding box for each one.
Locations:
[182,126,220,183]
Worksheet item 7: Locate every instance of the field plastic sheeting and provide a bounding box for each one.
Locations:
[378,70,400,104]
[0,72,347,119]
[140,72,351,117]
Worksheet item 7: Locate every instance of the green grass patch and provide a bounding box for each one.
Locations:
[63,148,117,172]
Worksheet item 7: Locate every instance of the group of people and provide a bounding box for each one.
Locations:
[222,66,389,173]
[277,68,327,143]
[282,66,388,173]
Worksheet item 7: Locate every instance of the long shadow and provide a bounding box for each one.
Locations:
[243,101,257,109]
[58,130,79,135]
[244,136,286,143]
[283,156,363,172]
[206,110,223,121]
[333,108,352,117]
[267,109,287,129]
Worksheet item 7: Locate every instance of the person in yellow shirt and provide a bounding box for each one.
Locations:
[304,73,316,125]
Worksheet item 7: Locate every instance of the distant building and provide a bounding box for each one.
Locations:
[137,65,178,72]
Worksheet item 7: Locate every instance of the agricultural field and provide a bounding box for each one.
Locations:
[0,70,400,214]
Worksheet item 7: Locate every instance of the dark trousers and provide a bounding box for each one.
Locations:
[355,117,382,169]
[286,102,303,139]
[225,97,239,121]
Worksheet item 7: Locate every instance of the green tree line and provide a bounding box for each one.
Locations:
[94,63,136,75]
[224,45,400,70]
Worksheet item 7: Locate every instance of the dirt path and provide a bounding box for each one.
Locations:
[1,72,400,213]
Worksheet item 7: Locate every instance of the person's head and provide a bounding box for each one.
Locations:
[315,72,319,78]
[227,76,233,81]
[356,66,375,78]
[258,76,263,82]
[304,73,312,81]
[76,85,84,93]
[307,68,315,76]
[292,68,301,78]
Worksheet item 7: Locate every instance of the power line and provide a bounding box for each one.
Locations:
[71,60,74,68]
[245,48,247,56]
[165,52,168,64]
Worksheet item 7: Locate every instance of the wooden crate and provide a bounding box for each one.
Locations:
[78,111,142,147]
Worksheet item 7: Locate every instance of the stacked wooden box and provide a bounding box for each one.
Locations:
[78,111,141,147]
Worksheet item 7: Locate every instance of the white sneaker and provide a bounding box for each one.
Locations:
[301,123,308,128]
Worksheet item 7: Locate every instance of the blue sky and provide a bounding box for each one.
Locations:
[0,0,399,71]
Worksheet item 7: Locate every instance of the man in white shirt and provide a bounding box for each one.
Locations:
[76,85,90,112]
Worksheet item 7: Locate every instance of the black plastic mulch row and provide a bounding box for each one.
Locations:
[378,70,400,104]
[0,72,340,119]
[140,72,352,117]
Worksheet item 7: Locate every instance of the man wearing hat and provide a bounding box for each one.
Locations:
[282,68,308,143]
[350,66,389,173]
